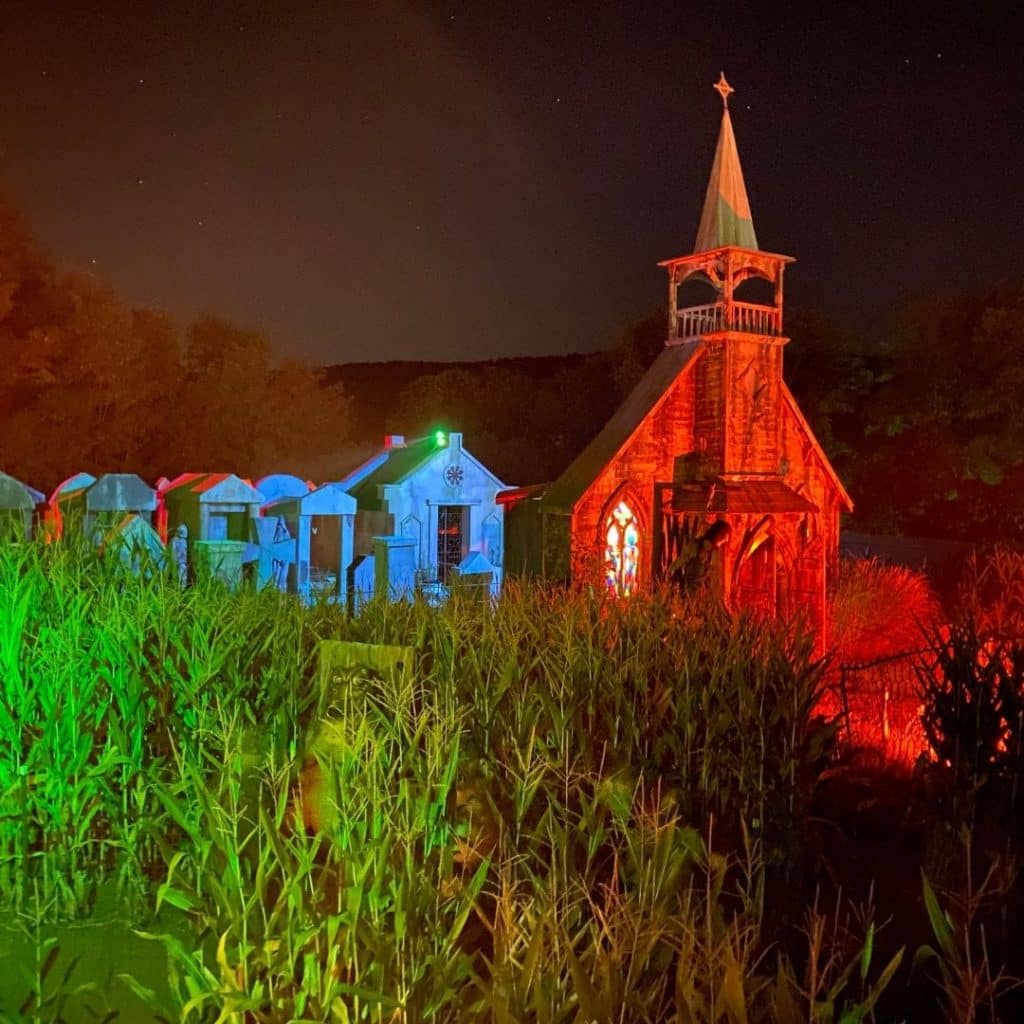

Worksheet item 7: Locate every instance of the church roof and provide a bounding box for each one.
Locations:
[539,346,852,518]
[694,73,758,253]
[541,341,704,514]
[781,383,854,512]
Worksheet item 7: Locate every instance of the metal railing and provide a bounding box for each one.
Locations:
[673,301,781,342]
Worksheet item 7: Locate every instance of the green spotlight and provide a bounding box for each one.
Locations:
[435,430,447,447]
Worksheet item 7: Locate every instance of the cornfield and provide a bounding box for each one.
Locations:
[0,537,901,1022]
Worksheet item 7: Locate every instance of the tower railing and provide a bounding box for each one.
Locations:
[671,300,781,344]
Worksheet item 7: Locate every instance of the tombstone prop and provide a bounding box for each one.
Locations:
[247,515,297,591]
[55,474,157,545]
[373,535,417,601]
[297,639,418,831]
[161,473,265,590]
[0,472,46,541]
[449,550,496,601]
[100,514,167,577]
[260,482,356,604]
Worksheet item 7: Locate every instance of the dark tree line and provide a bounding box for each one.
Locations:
[0,197,353,490]
[785,287,1024,543]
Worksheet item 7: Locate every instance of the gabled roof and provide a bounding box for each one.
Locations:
[162,472,264,506]
[345,436,508,512]
[538,345,852,518]
[338,451,390,492]
[82,474,157,512]
[780,383,854,513]
[345,437,439,511]
[541,341,704,514]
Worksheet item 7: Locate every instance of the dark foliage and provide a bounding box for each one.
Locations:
[918,621,1024,824]
[0,193,352,489]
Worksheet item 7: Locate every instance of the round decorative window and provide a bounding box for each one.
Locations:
[444,464,464,487]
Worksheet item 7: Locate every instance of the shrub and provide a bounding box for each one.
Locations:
[830,558,940,666]
[826,558,940,764]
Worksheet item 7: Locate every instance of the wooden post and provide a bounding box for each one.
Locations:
[296,512,312,601]
[338,514,354,606]
[667,266,678,341]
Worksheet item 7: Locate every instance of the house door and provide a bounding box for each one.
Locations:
[436,505,467,582]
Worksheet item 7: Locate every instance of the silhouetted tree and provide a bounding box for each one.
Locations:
[0,192,352,489]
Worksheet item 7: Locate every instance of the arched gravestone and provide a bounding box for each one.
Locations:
[0,471,45,541]
[45,472,97,540]
[349,554,376,612]
[255,474,311,505]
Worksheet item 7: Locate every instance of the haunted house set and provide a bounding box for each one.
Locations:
[503,75,851,644]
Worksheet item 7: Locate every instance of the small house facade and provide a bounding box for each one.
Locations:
[343,432,508,598]
[52,473,157,543]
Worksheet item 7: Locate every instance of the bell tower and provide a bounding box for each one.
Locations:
[659,73,794,479]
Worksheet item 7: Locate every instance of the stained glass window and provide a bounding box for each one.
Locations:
[604,500,640,597]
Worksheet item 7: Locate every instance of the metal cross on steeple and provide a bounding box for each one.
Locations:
[713,71,734,108]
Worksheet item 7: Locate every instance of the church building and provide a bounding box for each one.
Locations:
[503,74,851,644]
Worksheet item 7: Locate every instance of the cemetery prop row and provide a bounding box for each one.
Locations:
[0,432,509,605]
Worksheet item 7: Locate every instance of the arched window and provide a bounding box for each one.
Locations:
[604,500,640,597]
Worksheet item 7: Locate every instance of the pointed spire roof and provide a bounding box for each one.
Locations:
[694,72,758,253]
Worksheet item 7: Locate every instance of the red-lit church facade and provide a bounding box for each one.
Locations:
[503,75,852,646]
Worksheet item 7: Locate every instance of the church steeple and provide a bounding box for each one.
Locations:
[660,73,791,347]
[694,73,758,253]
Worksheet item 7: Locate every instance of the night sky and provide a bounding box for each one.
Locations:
[2,2,1021,364]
